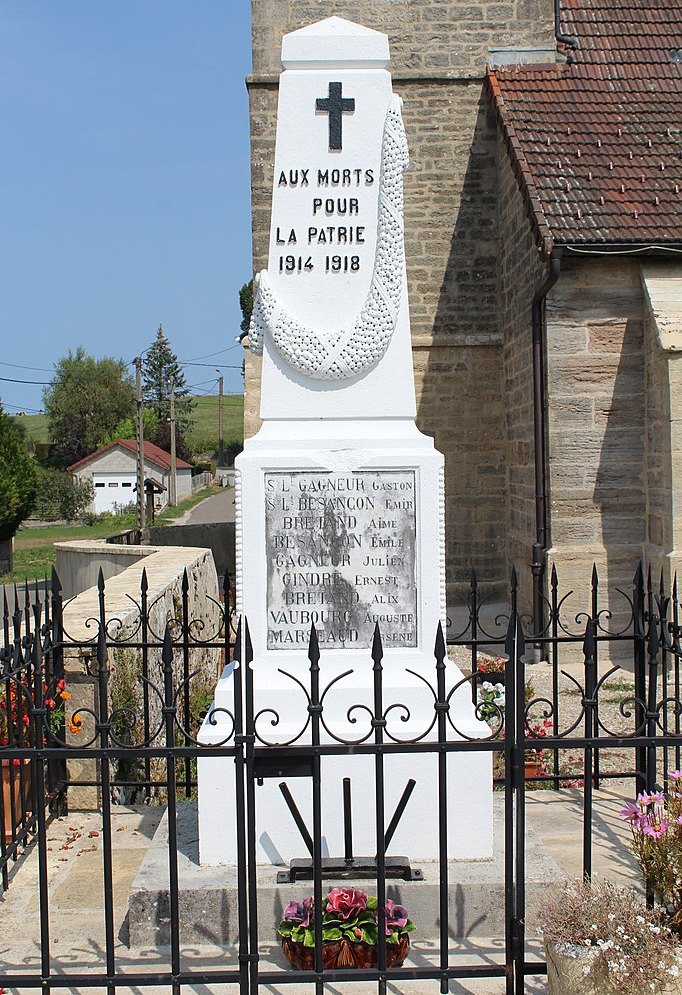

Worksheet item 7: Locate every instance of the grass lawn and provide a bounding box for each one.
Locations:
[3,485,221,585]
[12,394,244,452]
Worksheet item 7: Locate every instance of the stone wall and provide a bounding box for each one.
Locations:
[250,0,556,76]
[55,541,149,600]
[545,258,646,638]
[246,0,555,594]
[496,132,547,608]
[145,522,236,586]
[642,262,682,585]
[59,542,222,809]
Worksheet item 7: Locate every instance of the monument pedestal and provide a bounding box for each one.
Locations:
[198,417,493,866]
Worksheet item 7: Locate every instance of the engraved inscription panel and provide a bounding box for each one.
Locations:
[265,470,417,650]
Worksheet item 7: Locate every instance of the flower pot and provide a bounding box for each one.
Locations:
[546,942,682,995]
[524,760,544,779]
[476,671,505,686]
[281,936,409,971]
[2,759,32,843]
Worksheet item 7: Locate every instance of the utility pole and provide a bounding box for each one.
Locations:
[134,356,145,531]
[217,373,224,466]
[169,374,177,506]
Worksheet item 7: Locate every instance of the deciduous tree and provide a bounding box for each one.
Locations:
[43,348,135,466]
[0,404,38,572]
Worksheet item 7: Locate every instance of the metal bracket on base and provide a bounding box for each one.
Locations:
[276,856,423,884]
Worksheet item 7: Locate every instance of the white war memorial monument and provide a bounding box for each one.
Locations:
[198,17,492,867]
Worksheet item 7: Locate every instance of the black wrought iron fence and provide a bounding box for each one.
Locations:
[0,562,680,994]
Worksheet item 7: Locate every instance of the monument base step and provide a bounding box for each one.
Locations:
[127,798,564,948]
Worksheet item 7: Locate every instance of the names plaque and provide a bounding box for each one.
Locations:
[265,470,417,649]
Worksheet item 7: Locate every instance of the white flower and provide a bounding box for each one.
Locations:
[582,965,591,975]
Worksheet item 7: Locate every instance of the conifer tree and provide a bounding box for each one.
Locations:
[142,325,194,459]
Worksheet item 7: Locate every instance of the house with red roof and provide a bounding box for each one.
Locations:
[68,440,193,515]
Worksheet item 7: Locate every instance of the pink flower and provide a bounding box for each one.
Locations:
[643,819,669,839]
[620,801,641,822]
[283,897,313,926]
[326,888,368,920]
[381,899,409,935]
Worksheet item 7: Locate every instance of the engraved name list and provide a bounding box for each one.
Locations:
[265,470,417,650]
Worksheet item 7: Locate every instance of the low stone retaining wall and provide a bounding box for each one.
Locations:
[144,522,236,585]
[56,541,221,809]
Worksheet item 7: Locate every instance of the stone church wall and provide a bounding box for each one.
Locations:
[545,258,646,644]
[246,0,554,597]
[496,133,547,609]
[642,263,682,589]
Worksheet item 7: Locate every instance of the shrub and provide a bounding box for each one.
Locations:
[539,879,682,995]
[32,467,94,521]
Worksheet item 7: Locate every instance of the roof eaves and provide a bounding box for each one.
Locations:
[487,70,555,259]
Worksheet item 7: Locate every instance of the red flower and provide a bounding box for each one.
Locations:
[326,888,368,920]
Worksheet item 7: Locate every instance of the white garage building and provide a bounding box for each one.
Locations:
[69,440,193,515]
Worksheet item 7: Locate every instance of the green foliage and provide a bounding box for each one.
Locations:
[16,392,244,458]
[277,890,415,948]
[43,347,135,466]
[32,467,94,522]
[142,325,194,427]
[142,325,195,459]
[0,402,38,541]
[239,280,254,333]
[102,407,158,444]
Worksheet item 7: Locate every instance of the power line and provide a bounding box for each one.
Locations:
[3,402,44,413]
[0,376,50,385]
[184,377,221,391]
[179,345,239,362]
[181,362,244,370]
[0,361,54,373]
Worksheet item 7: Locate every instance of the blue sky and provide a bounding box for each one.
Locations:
[1,1,253,414]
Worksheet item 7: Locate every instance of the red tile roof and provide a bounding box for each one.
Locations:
[487,0,682,253]
[68,439,193,472]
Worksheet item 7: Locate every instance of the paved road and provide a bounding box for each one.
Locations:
[1,578,49,615]
[180,485,235,526]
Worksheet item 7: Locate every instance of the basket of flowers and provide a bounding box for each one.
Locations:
[539,879,682,994]
[277,887,415,970]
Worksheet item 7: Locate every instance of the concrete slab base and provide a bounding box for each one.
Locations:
[128,797,564,948]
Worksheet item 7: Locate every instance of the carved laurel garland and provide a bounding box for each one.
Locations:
[248,94,409,381]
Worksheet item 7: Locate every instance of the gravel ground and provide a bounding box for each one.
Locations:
[446,648,671,785]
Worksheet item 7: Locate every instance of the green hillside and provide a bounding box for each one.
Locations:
[185,393,244,452]
[11,393,244,455]
[13,410,49,443]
